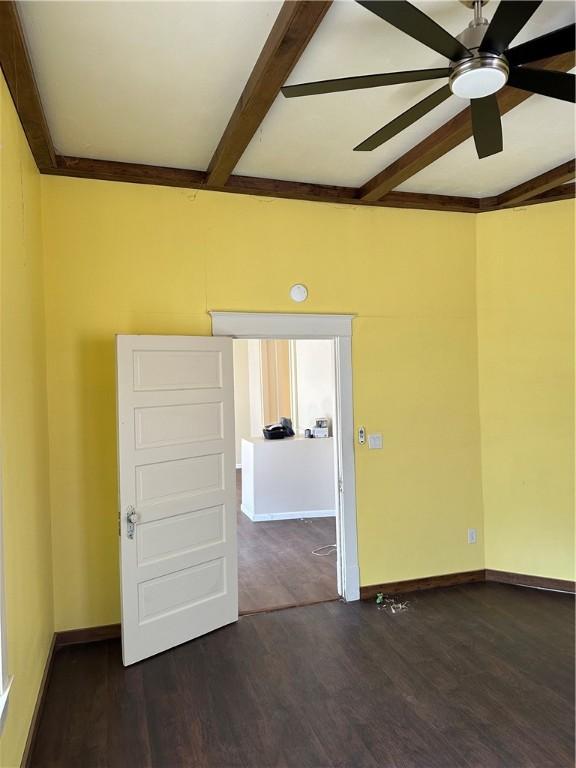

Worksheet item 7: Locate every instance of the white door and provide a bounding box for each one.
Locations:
[116,335,237,666]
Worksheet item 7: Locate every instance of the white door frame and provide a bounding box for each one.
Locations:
[210,312,360,602]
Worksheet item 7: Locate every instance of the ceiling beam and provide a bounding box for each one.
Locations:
[360,52,575,202]
[53,156,207,189]
[48,155,480,212]
[49,155,574,213]
[479,161,576,210]
[494,158,575,207]
[0,1,56,169]
[205,0,332,187]
[480,180,575,210]
[2,1,572,214]
[527,182,575,205]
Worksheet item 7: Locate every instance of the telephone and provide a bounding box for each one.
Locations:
[262,416,295,440]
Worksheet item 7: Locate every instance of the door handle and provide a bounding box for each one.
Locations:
[126,506,139,539]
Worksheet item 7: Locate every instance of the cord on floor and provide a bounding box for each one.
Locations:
[312,544,337,557]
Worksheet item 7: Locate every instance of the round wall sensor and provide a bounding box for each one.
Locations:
[290,284,308,303]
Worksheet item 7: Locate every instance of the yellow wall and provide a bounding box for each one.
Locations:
[0,83,573,760]
[477,201,575,581]
[0,78,53,766]
[41,176,485,629]
[0,45,571,761]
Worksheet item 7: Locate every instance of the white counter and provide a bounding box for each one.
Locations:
[241,436,336,521]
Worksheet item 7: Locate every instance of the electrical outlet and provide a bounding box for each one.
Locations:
[467,528,477,544]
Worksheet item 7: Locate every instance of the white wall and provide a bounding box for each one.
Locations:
[233,340,251,465]
[233,339,264,465]
[234,339,336,460]
[247,339,264,437]
[292,340,335,435]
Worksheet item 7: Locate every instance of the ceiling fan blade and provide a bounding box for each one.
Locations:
[470,95,503,159]
[507,66,576,103]
[506,23,576,66]
[356,1,471,61]
[354,84,452,151]
[282,68,450,98]
[479,1,542,55]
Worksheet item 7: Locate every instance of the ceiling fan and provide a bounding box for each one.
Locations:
[281,0,575,158]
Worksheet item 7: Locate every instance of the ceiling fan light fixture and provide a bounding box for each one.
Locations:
[449,55,509,99]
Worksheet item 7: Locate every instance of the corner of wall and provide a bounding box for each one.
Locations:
[0,71,55,768]
[473,210,488,572]
[39,174,58,634]
[475,201,575,581]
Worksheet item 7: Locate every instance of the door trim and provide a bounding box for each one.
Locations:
[210,312,353,339]
[210,312,360,602]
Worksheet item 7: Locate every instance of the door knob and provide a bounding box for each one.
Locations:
[126,506,138,539]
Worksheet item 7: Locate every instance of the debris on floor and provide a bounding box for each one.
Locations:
[375,592,411,614]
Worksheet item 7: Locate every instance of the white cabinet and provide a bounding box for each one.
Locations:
[241,437,336,521]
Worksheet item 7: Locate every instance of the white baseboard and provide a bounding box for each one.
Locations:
[241,504,336,522]
[236,463,242,469]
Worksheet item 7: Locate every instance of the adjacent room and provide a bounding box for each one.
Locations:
[0,1,574,767]
[234,338,339,613]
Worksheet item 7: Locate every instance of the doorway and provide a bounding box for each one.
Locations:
[233,337,339,613]
[116,315,358,664]
[211,312,360,605]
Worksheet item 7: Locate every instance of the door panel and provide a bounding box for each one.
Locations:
[134,402,223,448]
[135,453,223,507]
[136,506,225,566]
[137,557,226,623]
[117,335,237,665]
[133,348,222,390]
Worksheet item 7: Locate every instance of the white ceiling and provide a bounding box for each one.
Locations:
[19,0,576,197]
[19,0,284,170]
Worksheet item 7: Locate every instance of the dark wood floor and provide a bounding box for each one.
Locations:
[236,470,338,614]
[31,583,574,768]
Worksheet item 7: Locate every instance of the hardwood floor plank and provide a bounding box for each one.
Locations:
[236,469,338,613]
[106,642,153,768]
[31,584,575,768]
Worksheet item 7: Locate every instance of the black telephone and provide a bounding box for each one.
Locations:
[262,416,295,440]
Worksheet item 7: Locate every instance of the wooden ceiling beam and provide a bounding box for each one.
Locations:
[480,180,576,210]
[205,0,332,188]
[48,155,480,212]
[494,158,575,207]
[0,1,55,169]
[53,155,207,189]
[2,1,572,215]
[360,52,575,202]
[48,155,575,212]
[527,182,575,205]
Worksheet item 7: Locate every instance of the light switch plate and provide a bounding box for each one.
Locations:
[368,433,383,450]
